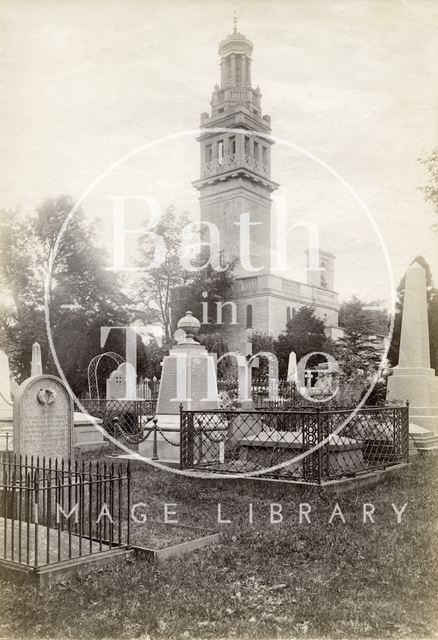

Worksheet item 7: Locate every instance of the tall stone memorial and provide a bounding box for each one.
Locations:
[14,374,74,459]
[387,262,438,433]
[139,311,220,462]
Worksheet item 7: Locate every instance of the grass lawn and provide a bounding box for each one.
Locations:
[0,454,437,640]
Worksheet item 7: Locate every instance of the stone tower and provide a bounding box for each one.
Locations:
[193,20,279,278]
[193,22,342,352]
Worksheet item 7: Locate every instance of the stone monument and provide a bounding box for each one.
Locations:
[0,350,14,449]
[14,374,74,459]
[156,312,219,414]
[387,261,438,440]
[139,311,220,462]
[30,342,43,377]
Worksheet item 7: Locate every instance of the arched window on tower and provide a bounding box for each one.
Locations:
[229,136,236,157]
[246,304,253,329]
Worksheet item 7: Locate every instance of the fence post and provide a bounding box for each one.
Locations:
[126,462,131,547]
[33,470,39,568]
[317,406,322,485]
[152,418,159,461]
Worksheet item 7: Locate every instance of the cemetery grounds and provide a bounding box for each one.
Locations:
[0,450,437,640]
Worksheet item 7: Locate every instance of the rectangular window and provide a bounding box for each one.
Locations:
[262,146,268,164]
[229,136,236,155]
[206,144,213,163]
[226,57,232,83]
[254,141,259,160]
[217,140,224,165]
[235,55,241,85]
[244,136,250,156]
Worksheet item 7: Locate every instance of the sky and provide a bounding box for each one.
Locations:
[1,0,437,305]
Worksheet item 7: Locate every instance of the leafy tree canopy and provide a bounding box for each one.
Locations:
[0,196,154,394]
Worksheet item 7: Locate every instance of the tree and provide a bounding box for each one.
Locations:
[335,296,386,379]
[0,196,148,395]
[421,148,438,228]
[389,256,438,373]
[135,206,235,346]
[135,207,188,345]
[274,307,333,379]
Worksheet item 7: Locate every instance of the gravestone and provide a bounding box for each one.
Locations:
[14,374,73,459]
[106,363,137,400]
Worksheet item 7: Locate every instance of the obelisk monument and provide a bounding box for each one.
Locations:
[387,261,438,432]
[31,342,43,377]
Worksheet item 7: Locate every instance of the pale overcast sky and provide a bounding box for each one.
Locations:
[1,0,437,304]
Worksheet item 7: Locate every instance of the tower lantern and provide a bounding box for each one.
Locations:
[218,19,253,89]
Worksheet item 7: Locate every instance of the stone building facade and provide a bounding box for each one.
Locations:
[193,22,342,352]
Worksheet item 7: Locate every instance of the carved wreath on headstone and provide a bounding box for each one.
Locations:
[37,388,57,405]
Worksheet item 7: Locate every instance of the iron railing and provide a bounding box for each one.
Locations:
[136,378,160,400]
[0,454,130,569]
[180,404,409,483]
[78,399,157,435]
[217,377,363,410]
[0,432,12,452]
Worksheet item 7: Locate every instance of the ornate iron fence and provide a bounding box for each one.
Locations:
[0,454,130,569]
[180,404,409,483]
[217,377,365,410]
[78,399,157,436]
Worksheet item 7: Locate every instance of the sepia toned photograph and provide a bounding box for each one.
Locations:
[0,1,437,638]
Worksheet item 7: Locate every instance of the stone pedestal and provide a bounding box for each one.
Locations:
[386,262,438,433]
[140,331,220,463]
[156,341,219,414]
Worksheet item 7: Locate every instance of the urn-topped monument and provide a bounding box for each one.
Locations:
[139,312,220,462]
[155,311,219,414]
